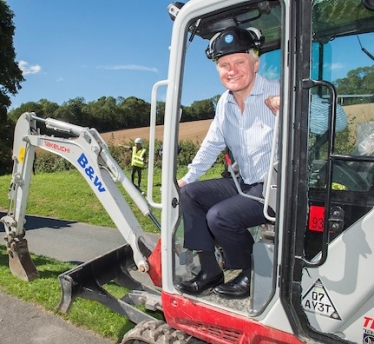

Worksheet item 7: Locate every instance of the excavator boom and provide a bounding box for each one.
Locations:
[1,112,161,285]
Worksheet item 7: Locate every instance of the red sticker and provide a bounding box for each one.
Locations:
[309,205,325,232]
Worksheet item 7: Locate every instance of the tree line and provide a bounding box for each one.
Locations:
[7,95,217,134]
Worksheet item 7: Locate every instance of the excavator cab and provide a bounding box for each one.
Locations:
[160,0,374,343]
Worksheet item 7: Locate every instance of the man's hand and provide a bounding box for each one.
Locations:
[177,179,187,188]
[265,95,280,115]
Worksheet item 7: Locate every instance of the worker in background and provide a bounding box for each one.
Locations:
[176,26,278,299]
[131,138,146,189]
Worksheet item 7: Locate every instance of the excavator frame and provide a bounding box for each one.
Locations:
[2,0,374,343]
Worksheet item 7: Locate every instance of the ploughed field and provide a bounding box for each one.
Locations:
[100,103,373,145]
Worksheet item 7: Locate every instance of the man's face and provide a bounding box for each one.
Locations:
[216,52,259,94]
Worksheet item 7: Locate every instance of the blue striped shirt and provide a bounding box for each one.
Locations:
[183,74,280,185]
[310,94,347,135]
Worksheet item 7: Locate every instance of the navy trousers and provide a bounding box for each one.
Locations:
[180,177,266,270]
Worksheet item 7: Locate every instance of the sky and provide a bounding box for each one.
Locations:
[6,1,374,110]
[6,0,226,109]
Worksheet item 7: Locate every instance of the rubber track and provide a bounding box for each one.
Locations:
[121,319,206,344]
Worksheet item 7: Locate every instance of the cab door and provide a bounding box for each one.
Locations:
[283,0,374,343]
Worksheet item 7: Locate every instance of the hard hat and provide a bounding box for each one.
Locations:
[134,138,143,144]
[205,26,264,61]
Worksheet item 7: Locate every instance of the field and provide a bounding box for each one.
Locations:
[100,103,373,145]
[101,119,213,145]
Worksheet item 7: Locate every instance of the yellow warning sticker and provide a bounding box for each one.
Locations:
[18,146,25,163]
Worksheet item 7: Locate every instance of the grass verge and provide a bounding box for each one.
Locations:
[0,245,137,342]
[0,168,170,233]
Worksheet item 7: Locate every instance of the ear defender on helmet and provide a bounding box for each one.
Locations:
[247,27,265,49]
[205,31,222,60]
[205,26,264,61]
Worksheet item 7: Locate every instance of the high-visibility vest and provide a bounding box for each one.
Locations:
[131,147,146,168]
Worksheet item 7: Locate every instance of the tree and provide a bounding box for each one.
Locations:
[8,101,44,123]
[335,66,374,105]
[0,1,25,175]
[119,96,151,129]
[155,101,165,125]
[87,96,121,132]
[180,104,193,122]
[39,98,59,117]
[55,97,89,126]
[189,98,215,120]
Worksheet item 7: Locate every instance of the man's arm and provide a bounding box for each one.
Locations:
[310,94,348,134]
[264,94,348,134]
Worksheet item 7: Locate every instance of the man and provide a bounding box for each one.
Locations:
[131,138,146,188]
[176,26,279,299]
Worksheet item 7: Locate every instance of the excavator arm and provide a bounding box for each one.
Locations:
[1,113,162,305]
[1,112,163,321]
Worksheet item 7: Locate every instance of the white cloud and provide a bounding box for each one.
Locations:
[330,62,344,71]
[56,77,64,82]
[18,60,42,75]
[97,64,158,73]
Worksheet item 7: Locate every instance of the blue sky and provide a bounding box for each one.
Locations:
[7,0,225,109]
[6,1,373,110]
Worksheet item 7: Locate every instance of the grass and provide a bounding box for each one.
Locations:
[0,245,137,342]
[0,165,221,229]
[0,164,223,342]
[0,167,175,233]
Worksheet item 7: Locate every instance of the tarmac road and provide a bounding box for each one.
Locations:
[0,211,158,344]
[0,212,129,263]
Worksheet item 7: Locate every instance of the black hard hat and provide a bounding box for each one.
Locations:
[205,26,264,61]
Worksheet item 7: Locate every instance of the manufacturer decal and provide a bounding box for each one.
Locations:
[363,316,374,344]
[77,153,106,193]
[44,140,71,153]
[302,278,341,320]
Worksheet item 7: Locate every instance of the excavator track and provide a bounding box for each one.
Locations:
[121,319,205,344]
